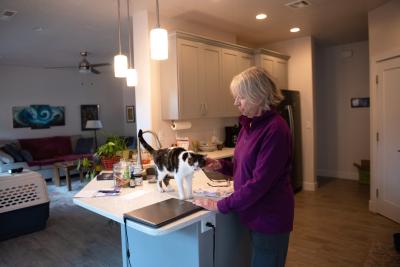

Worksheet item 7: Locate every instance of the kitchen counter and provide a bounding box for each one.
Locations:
[73,167,250,267]
[198,147,234,159]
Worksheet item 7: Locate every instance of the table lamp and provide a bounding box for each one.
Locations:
[86,120,103,149]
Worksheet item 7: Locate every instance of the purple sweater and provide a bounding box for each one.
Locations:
[217,109,294,234]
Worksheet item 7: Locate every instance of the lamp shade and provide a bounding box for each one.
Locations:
[126,68,138,87]
[114,54,128,77]
[150,28,168,60]
[86,120,103,129]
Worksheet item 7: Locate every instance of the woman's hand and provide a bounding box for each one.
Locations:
[193,198,219,212]
[204,158,222,172]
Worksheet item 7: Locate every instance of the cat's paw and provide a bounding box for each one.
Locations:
[157,187,165,193]
[186,194,193,200]
[165,185,174,192]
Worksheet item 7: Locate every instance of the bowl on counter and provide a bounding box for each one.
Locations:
[199,143,217,152]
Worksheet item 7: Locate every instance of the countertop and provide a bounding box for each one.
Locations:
[198,147,234,159]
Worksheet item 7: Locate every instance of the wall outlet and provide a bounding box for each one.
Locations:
[200,213,216,233]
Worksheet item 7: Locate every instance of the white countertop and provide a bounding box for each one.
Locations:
[198,147,234,159]
[73,169,232,236]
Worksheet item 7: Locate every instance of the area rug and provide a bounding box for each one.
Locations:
[364,240,400,267]
[46,176,87,207]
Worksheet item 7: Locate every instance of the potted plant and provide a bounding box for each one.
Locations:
[77,157,97,180]
[96,136,127,170]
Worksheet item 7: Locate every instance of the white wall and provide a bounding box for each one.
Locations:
[0,66,126,144]
[264,37,317,191]
[368,0,400,211]
[316,41,370,180]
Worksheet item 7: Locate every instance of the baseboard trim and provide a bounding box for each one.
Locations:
[369,200,377,213]
[303,181,317,191]
[317,169,358,180]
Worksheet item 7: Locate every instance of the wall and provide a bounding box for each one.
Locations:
[264,37,317,191]
[316,41,370,180]
[368,0,400,211]
[0,66,126,144]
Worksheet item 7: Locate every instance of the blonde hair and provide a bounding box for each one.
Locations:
[230,66,283,110]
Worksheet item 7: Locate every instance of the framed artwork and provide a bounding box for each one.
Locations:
[126,105,135,123]
[351,97,369,108]
[12,105,65,129]
[81,104,99,130]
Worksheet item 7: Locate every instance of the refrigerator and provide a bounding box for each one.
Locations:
[277,90,303,193]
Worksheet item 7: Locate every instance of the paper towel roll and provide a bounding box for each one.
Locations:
[171,121,192,131]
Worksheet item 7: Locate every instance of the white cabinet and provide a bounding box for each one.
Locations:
[220,49,254,117]
[255,51,290,89]
[161,33,254,120]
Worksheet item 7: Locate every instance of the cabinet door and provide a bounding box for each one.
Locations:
[260,55,274,76]
[238,52,254,72]
[274,59,288,89]
[177,39,202,119]
[202,45,223,117]
[221,49,240,117]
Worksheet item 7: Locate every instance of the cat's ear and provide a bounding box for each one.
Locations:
[182,152,189,162]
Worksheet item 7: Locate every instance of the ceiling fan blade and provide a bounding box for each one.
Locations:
[91,63,111,67]
[44,66,76,69]
[90,68,100,74]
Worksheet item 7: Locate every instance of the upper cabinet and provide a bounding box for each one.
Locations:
[255,49,290,89]
[161,32,286,120]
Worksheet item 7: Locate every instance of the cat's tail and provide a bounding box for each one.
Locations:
[138,129,155,153]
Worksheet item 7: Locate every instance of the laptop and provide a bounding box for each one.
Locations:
[123,198,203,228]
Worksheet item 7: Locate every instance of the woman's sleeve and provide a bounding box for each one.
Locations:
[217,159,234,177]
[217,126,291,214]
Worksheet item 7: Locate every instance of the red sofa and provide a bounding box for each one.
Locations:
[16,136,91,179]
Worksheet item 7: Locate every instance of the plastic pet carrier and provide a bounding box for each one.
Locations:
[0,171,49,241]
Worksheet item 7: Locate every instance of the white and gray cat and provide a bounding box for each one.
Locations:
[138,130,206,200]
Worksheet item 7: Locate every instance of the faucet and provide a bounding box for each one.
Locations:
[136,130,162,172]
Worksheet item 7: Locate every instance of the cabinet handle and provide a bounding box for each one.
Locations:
[204,103,208,114]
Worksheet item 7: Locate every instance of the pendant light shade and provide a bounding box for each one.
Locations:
[114,0,128,78]
[150,28,168,60]
[150,0,168,60]
[114,54,128,78]
[126,68,138,86]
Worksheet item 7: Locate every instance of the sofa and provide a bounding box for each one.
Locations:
[0,136,93,180]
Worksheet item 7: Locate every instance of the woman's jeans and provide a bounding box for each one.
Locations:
[250,231,290,267]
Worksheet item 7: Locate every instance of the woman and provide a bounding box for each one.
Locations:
[194,66,294,267]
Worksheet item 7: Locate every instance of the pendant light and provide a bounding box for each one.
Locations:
[114,0,128,77]
[126,0,138,86]
[150,0,168,60]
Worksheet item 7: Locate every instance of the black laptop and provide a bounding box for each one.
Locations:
[123,198,203,228]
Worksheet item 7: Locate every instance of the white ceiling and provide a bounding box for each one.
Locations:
[0,0,390,68]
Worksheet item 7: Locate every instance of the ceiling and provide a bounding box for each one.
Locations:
[0,0,390,68]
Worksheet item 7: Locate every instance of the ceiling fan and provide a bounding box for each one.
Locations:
[46,51,111,74]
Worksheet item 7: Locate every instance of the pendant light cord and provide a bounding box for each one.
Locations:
[117,0,122,54]
[127,0,132,68]
[156,0,160,28]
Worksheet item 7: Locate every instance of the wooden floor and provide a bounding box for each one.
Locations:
[286,177,400,267]
[0,177,398,266]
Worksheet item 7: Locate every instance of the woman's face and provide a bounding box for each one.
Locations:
[233,94,262,118]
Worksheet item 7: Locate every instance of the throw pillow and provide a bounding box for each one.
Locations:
[0,150,14,164]
[74,137,94,154]
[1,143,24,162]
[20,149,34,162]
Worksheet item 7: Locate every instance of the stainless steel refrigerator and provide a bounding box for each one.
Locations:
[277,90,303,193]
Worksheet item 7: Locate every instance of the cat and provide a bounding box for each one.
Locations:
[138,129,206,200]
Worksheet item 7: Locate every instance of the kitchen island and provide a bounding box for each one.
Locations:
[73,147,251,267]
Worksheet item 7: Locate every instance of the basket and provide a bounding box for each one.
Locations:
[101,156,120,170]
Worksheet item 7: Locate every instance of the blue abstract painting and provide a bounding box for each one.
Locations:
[12,105,65,129]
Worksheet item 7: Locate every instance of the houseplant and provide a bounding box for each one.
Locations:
[77,157,98,180]
[96,136,127,170]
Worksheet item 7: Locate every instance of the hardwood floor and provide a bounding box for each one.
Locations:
[286,177,400,267]
[0,177,398,266]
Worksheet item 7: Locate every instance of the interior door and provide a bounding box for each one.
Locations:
[376,56,400,223]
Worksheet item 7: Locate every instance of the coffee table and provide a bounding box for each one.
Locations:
[53,161,83,191]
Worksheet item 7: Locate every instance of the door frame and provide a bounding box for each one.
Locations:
[370,49,400,219]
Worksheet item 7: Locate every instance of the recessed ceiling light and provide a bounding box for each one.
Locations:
[256,14,267,20]
[290,27,300,33]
